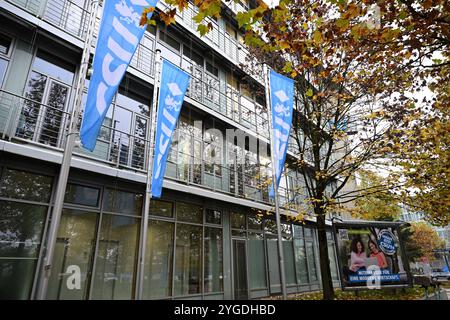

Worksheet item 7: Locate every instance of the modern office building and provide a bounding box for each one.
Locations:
[0,0,341,300]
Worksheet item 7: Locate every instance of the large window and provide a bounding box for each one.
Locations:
[144,220,174,299]
[0,201,47,300]
[91,213,140,299]
[47,186,143,300]
[293,225,309,284]
[145,202,224,298]
[177,202,202,224]
[47,209,98,300]
[17,49,75,146]
[327,231,339,281]
[204,127,223,177]
[174,223,202,295]
[157,29,181,66]
[0,168,52,299]
[65,183,100,207]
[0,168,52,202]
[204,227,223,293]
[306,235,318,282]
[0,33,12,87]
[110,83,151,168]
[282,224,297,285]
[248,232,266,289]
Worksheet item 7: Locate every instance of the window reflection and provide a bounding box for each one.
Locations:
[0,33,11,55]
[248,232,266,289]
[0,201,47,300]
[47,209,97,300]
[111,106,131,166]
[17,50,74,146]
[32,51,74,85]
[18,71,47,141]
[38,81,70,146]
[306,241,318,282]
[0,58,8,87]
[0,168,53,202]
[174,224,202,296]
[294,239,309,284]
[149,199,173,218]
[176,202,202,224]
[103,188,143,216]
[64,183,100,207]
[91,213,140,300]
[204,227,223,293]
[132,116,148,169]
[144,220,174,299]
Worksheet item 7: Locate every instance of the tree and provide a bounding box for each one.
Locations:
[350,170,402,221]
[233,0,415,300]
[139,0,450,299]
[399,225,422,265]
[409,222,446,262]
[376,0,450,227]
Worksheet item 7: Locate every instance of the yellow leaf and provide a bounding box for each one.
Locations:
[313,30,323,44]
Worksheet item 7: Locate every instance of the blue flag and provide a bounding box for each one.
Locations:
[268,70,294,198]
[80,0,158,151]
[151,60,191,198]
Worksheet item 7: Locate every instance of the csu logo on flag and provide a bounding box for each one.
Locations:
[274,90,291,116]
[164,83,184,112]
[269,70,294,198]
[151,60,191,198]
[80,0,158,152]
[116,0,141,27]
[153,82,185,180]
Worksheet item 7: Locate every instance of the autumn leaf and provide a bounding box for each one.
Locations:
[313,30,323,44]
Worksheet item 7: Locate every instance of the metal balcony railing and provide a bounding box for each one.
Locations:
[223,0,248,15]
[6,0,268,137]
[0,88,306,208]
[7,0,42,15]
[7,0,256,76]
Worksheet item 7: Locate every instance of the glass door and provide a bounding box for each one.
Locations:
[232,239,248,300]
[131,115,148,169]
[37,79,70,147]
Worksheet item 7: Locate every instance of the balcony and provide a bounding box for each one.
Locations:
[0,89,303,209]
[4,0,268,138]
[5,0,256,77]
[223,0,249,16]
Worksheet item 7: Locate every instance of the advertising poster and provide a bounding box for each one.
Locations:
[333,221,412,290]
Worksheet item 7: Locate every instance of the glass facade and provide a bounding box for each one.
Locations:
[91,213,140,300]
[0,2,344,300]
[45,186,142,300]
[145,201,225,298]
[0,33,11,87]
[0,168,52,300]
[248,232,266,289]
[47,209,97,300]
[0,163,338,299]
[143,219,174,299]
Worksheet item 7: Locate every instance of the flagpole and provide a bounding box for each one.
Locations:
[137,49,161,300]
[36,0,100,300]
[263,64,287,300]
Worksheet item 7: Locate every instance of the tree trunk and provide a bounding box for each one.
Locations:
[316,210,335,300]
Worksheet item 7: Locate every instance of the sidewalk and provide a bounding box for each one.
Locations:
[444,289,450,300]
[423,287,449,300]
